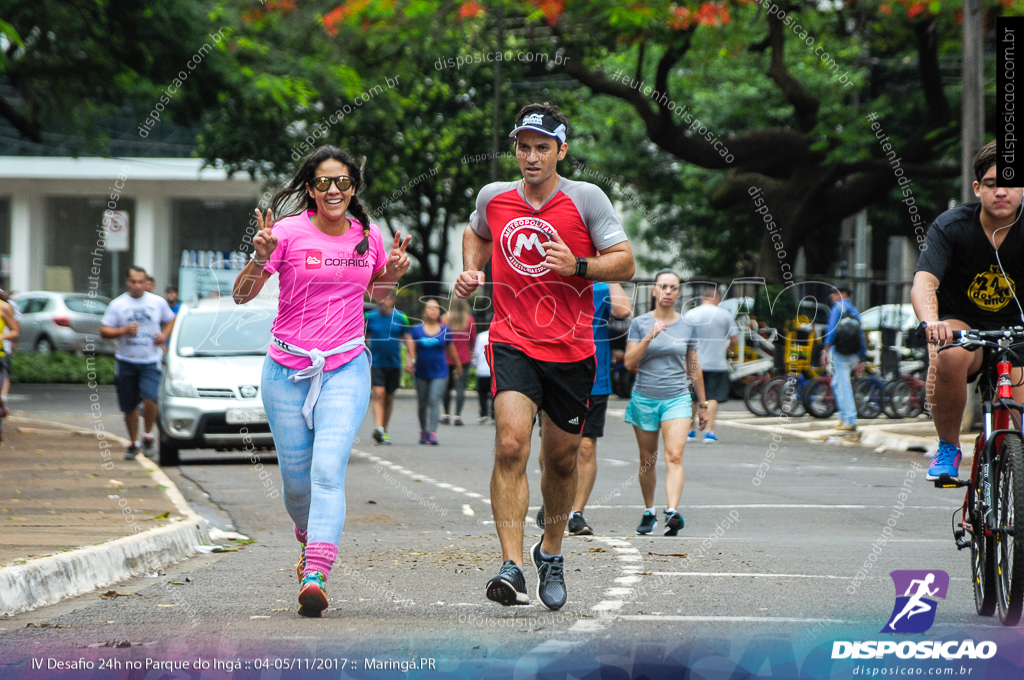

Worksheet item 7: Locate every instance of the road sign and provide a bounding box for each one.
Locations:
[103,211,130,252]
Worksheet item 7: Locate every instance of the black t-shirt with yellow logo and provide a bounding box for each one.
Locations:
[916,203,1024,328]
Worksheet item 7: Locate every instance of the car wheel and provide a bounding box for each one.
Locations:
[35,336,54,354]
[158,432,181,466]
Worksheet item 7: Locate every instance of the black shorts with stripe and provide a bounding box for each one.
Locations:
[487,342,596,434]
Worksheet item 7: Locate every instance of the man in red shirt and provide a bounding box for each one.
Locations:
[455,103,635,610]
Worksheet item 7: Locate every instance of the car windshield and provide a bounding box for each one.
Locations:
[176,307,275,357]
[64,296,109,314]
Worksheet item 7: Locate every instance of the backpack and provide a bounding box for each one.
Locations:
[833,316,862,355]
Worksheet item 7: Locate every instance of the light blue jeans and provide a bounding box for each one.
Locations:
[261,353,370,546]
[831,349,858,425]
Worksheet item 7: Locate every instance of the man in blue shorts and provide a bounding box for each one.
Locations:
[365,291,410,444]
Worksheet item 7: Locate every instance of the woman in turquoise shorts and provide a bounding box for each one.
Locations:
[624,269,707,537]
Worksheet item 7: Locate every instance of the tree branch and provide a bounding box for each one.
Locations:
[913,17,951,126]
[0,95,41,142]
[764,14,819,132]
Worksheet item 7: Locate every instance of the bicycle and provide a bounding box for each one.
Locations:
[801,374,837,419]
[743,373,773,417]
[853,371,888,420]
[925,323,1024,625]
[883,372,928,419]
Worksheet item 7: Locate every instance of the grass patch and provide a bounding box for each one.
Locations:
[11,353,116,384]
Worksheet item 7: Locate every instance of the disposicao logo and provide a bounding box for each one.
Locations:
[882,570,948,634]
[305,250,322,269]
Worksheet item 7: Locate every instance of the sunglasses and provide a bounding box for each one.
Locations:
[311,175,354,192]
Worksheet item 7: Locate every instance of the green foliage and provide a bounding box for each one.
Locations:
[11,353,115,385]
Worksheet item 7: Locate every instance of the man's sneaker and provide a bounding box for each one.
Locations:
[124,444,138,461]
[704,432,719,444]
[428,432,439,445]
[478,415,490,424]
[419,430,429,445]
[453,415,464,426]
[380,431,392,445]
[567,513,593,536]
[664,510,685,536]
[485,560,529,606]
[530,541,567,610]
[296,544,306,583]
[440,414,451,425]
[142,435,155,452]
[687,430,697,441]
[536,505,545,528]
[373,427,386,444]
[297,571,328,617]
[927,440,963,481]
[636,511,657,535]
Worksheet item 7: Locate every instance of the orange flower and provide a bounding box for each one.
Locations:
[879,3,892,13]
[265,0,297,11]
[530,0,565,26]
[323,5,345,35]
[458,0,486,19]
[907,1,926,17]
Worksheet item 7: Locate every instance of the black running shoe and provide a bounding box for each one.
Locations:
[664,510,684,536]
[530,541,567,610]
[567,513,593,536]
[636,511,657,535]
[124,444,139,461]
[142,435,155,453]
[485,560,529,606]
[536,505,545,528]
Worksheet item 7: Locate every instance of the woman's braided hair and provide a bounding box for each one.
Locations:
[271,145,372,255]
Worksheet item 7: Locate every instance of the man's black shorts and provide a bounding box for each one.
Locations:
[940,315,1024,381]
[371,366,402,394]
[488,342,596,434]
[581,393,609,439]
[702,370,731,403]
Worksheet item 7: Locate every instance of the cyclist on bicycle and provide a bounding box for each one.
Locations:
[911,141,1024,481]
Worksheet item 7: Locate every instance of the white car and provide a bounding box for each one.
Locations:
[157,296,276,465]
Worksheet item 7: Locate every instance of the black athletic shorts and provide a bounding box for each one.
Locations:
[940,315,1024,382]
[581,393,609,439]
[371,366,402,394]
[488,342,596,434]
[702,370,731,403]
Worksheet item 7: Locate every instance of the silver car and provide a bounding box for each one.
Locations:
[12,292,116,354]
[157,296,276,465]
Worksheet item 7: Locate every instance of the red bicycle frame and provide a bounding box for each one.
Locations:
[964,360,1015,535]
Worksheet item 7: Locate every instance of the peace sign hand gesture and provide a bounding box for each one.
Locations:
[253,208,278,263]
[386,232,413,280]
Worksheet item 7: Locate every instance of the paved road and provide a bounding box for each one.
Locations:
[0,385,1012,675]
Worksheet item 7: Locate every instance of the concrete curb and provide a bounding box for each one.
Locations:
[0,418,211,616]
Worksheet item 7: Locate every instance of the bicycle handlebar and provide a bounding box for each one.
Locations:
[917,322,1024,346]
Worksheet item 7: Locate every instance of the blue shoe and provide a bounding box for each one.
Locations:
[704,432,719,444]
[664,510,684,536]
[530,542,567,610]
[485,560,529,606]
[297,571,328,617]
[927,441,963,481]
[687,430,697,441]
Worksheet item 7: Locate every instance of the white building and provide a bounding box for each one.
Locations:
[0,156,263,298]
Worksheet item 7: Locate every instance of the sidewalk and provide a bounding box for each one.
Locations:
[0,418,210,616]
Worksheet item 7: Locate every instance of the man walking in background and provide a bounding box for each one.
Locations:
[822,284,866,432]
[365,291,410,445]
[101,266,176,459]
[538,281,631,535]
[685,285,738,443]
[164,285,181,314]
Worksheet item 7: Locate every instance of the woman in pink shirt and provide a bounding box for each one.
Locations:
[232,146,410,617]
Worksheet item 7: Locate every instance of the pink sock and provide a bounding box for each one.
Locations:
[304,542,337,579]
[294,526,308,544]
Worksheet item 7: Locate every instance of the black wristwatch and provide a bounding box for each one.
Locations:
[574,257,588,279]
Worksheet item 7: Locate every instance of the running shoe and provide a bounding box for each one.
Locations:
[927,440,963,480]
[536,505,545,528]
[485,560,529,606]
[440,414,451,425]
[478,416,489,425]
[124,444,139,461]
[454,416,464,426]
[530,541,567,610]
[297,571,328,617]
[380,431,392,445]
[373,426,386,444]
[664,510,685,536]
[636,511,657,535]
[142,434,155,452]
[419,430,429,445]
[428,432,439,446]
[567,513,593,536]
[704,432,719,444]
[687,430,697,441]
[296,544,305,583]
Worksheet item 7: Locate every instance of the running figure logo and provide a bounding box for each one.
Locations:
[881,570,949,634]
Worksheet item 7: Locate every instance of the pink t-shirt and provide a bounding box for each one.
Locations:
[263,210,387,372]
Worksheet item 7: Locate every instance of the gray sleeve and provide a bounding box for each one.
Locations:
[627,316,646,343]
[470,182,516,240]
[561,180,628,251]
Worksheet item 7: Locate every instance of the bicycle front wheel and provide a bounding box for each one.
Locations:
[853,379,882,419]
[744,378,769,417]
[996,436,1024,625]
[803,378,837,419]
[762,377,787,417]
[971,471,997,616]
